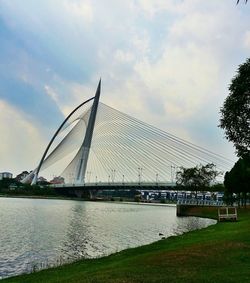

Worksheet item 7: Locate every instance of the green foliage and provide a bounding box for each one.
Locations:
[0,179,57,196]
[237,0,248,3]
[219,58,250,157]
[176,163,220,191]
[134,195,141,202]
[210,183,224,192]
[0,178,19,189]
[224,156,250,206]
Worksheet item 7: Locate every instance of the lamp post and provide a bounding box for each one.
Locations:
[155,173,159,185]
[87,171,91,183]
[171,165,176,184]
[138,167,143,184]
[111,169,116,183]
[69,173,73,184]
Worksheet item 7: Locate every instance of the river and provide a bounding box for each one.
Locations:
[0,197,216,279]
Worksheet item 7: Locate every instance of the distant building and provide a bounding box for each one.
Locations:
[50,176,65,184]
[37,176,48,184]
[0,172,13,180]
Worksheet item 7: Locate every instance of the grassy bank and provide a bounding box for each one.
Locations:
[3,207,250,283]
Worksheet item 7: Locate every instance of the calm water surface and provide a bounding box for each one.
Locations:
[0,198,216,279]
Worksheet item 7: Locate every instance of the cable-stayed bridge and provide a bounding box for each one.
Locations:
[23,80,233,190]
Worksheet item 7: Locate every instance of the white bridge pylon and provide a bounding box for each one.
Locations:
[23,80,233,185]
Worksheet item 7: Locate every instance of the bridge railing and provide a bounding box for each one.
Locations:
[50,181,176,188]
[177,199,224,206]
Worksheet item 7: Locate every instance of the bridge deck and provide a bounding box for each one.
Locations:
[50,182,176,190]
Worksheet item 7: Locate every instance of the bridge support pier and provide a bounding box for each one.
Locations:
[74,189,90,199]
[74,189,99,199]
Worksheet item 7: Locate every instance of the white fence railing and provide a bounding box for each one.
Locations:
[177,199,224,206]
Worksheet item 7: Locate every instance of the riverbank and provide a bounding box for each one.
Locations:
[3,206,250,283]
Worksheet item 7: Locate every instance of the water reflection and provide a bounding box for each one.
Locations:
[62,203,90,259]
[0,198,216,279]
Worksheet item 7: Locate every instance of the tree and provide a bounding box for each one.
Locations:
[176,163,220,197]
[237,0,248,3]
[224,156,250,207]
[224,171,237,205]
[219,58,250,158]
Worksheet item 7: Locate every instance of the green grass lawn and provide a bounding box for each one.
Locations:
[3,206,250,283]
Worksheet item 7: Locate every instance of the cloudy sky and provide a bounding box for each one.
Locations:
[0,0,249,177]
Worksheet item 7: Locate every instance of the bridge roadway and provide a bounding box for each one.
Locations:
[51,181,176,192]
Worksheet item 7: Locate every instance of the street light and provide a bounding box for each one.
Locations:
[87,171,91,183]
[155,173,159,184]
[69,172,74,184]
[171,165,176,183]
[138,167,143,184]
[111,169,116,183]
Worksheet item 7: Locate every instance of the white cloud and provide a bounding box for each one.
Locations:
[63,0,93,23]
[136,0,176,18]
[0,100,47,175]
[44,85,58,102]
[132,32,150,57]
[243,30,250,49]
[114,50,135,63]
[59,81,95,116]
[134,43,219,118]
